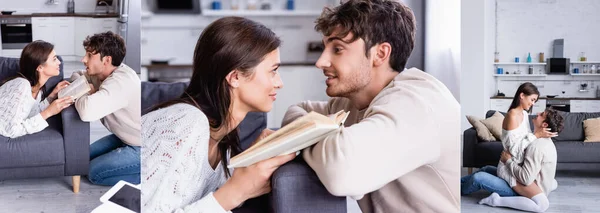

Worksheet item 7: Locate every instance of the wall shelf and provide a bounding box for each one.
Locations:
[493,62,546,65]
[493,74,547,77]
[571,61,600,64]
[202,10,322,17]
[570,73,600,76]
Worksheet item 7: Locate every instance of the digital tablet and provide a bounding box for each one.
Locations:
[99,180,141,213]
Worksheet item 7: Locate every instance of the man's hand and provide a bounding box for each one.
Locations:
[500,150,512,163]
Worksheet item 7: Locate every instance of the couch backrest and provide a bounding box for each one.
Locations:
[487,110,600,141]
[141,81,266,150]
[0,56,64,93]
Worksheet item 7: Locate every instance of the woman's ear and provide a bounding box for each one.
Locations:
[226,70,240,88]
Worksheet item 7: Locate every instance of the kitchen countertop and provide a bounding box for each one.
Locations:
[491,96,600,100]
[0,13,119,18]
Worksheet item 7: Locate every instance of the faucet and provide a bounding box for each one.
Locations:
[98,1,111,14]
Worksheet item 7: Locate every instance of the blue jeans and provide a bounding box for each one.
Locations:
[89,134,140,186]
[461,165,518,196]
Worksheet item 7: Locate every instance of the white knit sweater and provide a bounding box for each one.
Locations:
[0,78,51,138]
[141,103,232,213]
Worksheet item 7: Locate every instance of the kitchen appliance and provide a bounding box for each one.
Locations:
[115,0,141,73]
[150,0,201,14]
[553,39,564,58]
[546,99,570,112]
[1,11,16,15]
[0,17,32,50]
[96,0,117,13]
[547,58,569,74]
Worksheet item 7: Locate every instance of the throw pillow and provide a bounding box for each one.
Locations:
[467,115,496,141]
[480,111,505,140]
[583,118,600,142]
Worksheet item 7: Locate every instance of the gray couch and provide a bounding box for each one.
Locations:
[0,56,90,192]
[141,81,346,213]
[463,110,600,172]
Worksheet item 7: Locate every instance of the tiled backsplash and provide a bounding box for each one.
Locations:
[497,80,600,98]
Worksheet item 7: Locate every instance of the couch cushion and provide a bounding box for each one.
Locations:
[554,112,589,141]
[0,127,65,169]
[141,81,188,115]
[554,141,600,163]
[466,115,496,141]
[481,111,504,140]
[583,118,600,142]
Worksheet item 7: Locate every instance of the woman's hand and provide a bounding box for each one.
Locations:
[250,129,276,147]
[48,80,70,100]
[534,127,558,139]
[214,152,297,210]
[500,150,512,163]
[41,96,73,119]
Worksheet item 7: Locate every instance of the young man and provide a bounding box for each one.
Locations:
[463,109,561,212]
[72,31,141,186]
[282,0,460,212]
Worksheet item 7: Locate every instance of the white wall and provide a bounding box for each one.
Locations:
[425,0,461,101]
[496,0,600,62]
[460,0,497,132]
[0,0,99,13]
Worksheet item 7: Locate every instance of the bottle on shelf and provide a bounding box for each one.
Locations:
[528,65,533,74]
[538,52,544,63]
[527,52,532,63]
[494,52,500,63]
[580,52,587,61]
[591,65,597,74]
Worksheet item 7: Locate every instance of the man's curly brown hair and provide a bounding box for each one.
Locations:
[315,0,416,72]
[544,108,564,133]
[83,31,126,66]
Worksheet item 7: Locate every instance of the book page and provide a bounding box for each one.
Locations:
[229,111,349,168]
[58,76,91,99]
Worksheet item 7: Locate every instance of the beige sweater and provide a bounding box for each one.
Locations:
[72,64,141,146]
[505,137,558,195]
[282,68,460,213]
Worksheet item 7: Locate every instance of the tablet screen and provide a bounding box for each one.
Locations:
[108,184,140,212]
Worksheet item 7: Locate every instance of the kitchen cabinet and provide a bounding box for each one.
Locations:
[490,99,511,113]
[532,99,546,114]
[267,66,330,128]
[141,28,202,64]
[571,100,587,113]
[32,17,117,58]
[589,100,600,112]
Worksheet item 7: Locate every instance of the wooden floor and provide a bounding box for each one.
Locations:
[461,168,600,213]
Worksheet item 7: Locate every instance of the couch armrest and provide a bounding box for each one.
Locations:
[462,128,479,168]
[61,105,90,176]
[270,158,347,213]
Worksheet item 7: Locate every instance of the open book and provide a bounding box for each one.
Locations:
[58,75,91,99]
[228,110,350,168]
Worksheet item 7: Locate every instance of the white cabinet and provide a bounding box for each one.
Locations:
[532,99,546,114]
[32,17,117,58]
[94,18,118,34]
[570,100,600,112]
[490,99,511,113]
[32,17,74,56]
[141,28,201,64]
[589,100,600,112]
[75,18,92,56]
[31,18,54,43]
[54,18,75,56]
[267,66,330,128]
[571,100,587,113]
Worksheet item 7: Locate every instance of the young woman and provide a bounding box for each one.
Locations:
[141,17,295,212]
[0,40,73,138]
[479,82,558,212]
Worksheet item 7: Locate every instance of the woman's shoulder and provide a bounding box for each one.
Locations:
[503,109,522,131]
[143,103,209,128]
[1,77,30,90]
